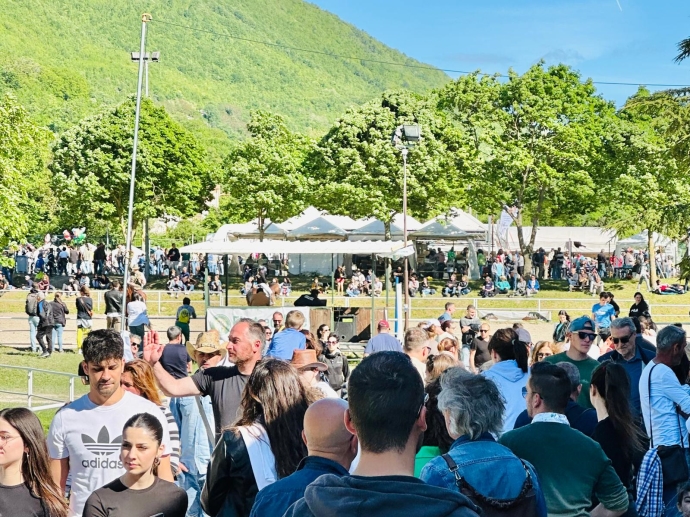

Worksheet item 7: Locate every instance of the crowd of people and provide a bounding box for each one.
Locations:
[6,289,690,517]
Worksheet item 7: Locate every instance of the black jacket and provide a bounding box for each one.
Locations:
[50,300,69,326]
[104,288,123,314]
[202,430,258,517]
[319,350,349,392]
[37,299,54,328]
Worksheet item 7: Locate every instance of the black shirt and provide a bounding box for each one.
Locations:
[472,337,491,368]
[104,288,123,314]
[168,247,180,261]
[592,417,633,489]
[0,481,48,517]
[83,477,187,517]
[192,365,249,435]
[76,296,93,320]
[628,301,649,318]
[294,294,326,307]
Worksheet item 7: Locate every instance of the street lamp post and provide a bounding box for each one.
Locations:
[120,13,151,330]
[392,124,421,331]
[130,50,160,281]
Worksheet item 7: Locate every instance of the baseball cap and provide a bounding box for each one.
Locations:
[569,316,595,333]
[378,320,390,329]
[424,319,441,329]
[515,328,532,344]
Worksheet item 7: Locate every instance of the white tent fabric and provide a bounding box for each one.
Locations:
[179,239,405,255]
[412,220,469,240]
[349,215,422,241]
[616,231,679,263]
[279,206,365,231]
[288,216,348,240]
[492,226,617,252]
[448,209,486,234]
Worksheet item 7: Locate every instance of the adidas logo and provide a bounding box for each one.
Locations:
[81,426,122,456]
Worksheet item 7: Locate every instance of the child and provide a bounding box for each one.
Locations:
[678,481,690,517]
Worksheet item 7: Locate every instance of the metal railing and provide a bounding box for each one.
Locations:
[0,364,80,411]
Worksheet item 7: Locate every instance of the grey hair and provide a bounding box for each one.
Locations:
[657,325,686,352]
[610,317,636,337]
[404,327,429,353]
[555,361,581,393]
[237,318,267,354]
[167,326,182,341]
[437,367,504,440]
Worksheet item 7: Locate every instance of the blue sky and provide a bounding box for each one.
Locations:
[309,0,690,105]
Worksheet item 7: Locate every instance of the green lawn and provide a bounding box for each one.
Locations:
[0,347,87,431]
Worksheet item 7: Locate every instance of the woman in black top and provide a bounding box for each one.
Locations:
[83,413,186,517]
[50,293,69,353]
[0,408,68,517]
[552,310,570,343]
[589,362,642,517]
[628,291,650,319]
[75,285,93,352]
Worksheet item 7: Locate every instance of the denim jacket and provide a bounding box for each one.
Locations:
[420,433,547,517]
[169,395,215,475]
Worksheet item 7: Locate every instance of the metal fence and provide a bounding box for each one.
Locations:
[0,364,80,411]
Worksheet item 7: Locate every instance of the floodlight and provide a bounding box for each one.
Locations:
[402,124,421,143]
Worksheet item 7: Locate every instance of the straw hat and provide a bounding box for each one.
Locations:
[186,330,227,360]
[290,349,327,372]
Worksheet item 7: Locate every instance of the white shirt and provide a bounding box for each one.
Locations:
[640,361,690,448]
[47,391,172,516]
[315,381,340,399]
[126,300,149,327]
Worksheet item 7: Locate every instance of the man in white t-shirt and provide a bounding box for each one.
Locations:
[48,329,173,517]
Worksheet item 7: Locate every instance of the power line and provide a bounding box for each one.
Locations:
[154,18,690,89]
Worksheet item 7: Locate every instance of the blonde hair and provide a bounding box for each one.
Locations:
[285,310,305,330]
[426,352,461,384]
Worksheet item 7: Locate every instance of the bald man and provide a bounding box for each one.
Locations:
[249,398,357,517]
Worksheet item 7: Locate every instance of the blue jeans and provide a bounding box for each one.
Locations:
[52,324,64,352]
[662,449,690,517]
[177,471,209,517]
[28,316,39,352]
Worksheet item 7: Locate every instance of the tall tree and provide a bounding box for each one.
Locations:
[219,111,313,241]
[0,93,53,245]
[311,90,466,239]
[437,63,615,267]
[50,98,213,239]
[599,89,690,286]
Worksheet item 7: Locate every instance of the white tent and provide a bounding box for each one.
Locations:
[349,214,422,241]
[448,209,487,235]
[288,216,348,241]
[280,206,365,232]
[179,240,405,275]
[491,226,617,252]
[412,220,469,240]
[616,231,679,263]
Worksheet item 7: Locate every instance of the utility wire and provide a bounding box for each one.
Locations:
[154,19,690,89]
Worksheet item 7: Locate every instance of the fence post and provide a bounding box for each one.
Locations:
[96,291,101,312]
[27,369,33,409]
[69,376,75,402]
[157,291,161,315]
[538,299,541,312]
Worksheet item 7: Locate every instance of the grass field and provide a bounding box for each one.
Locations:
[0,347,87,430]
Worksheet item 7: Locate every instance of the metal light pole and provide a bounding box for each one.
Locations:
[120,13,151,329]
[130,50,159,281]
[392,124,421,331]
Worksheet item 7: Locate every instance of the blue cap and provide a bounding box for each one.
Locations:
[569,316,595,333]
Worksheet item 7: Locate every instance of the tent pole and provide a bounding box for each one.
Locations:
[371,253,376,338]
[223,254,229,307]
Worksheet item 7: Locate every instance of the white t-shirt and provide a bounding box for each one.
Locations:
[126,300,149,327]
[48,390,172,517]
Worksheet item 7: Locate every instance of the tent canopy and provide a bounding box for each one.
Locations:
[179,239,406,256]
[447,209,486,234]
[412,220,469,240]
[288,216,348,240]
[494,226,616,251]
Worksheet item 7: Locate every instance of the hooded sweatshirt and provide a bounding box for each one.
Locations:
[482,359,529,435]
[283,473,479,517]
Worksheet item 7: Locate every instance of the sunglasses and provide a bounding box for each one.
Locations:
[479,329,489,333]
[612,335,633,345]
[273,320,282,324]
[577,331,596,341]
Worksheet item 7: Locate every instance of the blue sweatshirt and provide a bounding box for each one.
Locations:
[482,360,529,435]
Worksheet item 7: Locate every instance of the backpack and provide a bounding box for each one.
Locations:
[177,307,191,324]
[25,292,39,316]
[38,300,54,326]
[441,453,539,517]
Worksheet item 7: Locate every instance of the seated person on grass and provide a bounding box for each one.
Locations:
[496,276,511,294]
[481,275,495,298]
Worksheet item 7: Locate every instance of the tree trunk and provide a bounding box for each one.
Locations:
[648,230,657,289]
[258,210,265,242]
[384,220,392,241]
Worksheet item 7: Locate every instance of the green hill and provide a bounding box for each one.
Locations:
[0,0,448,157]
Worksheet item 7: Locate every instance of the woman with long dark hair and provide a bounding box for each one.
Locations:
[83,413,187,517]
[628,292,649,319]
[482,328,529,435]
[202,358,315,517]
[121,360,179,480]
[553,310,570,343]
[590,362,642,517]
[0,408,68,517]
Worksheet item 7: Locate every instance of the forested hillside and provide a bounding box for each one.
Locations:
[0,0,448,155]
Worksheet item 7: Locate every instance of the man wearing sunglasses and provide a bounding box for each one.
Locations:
[544,316,600,409]
[598,317,656,419]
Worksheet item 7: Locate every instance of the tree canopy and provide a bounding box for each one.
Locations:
[50,98,213,238]
[218,110,313,240]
